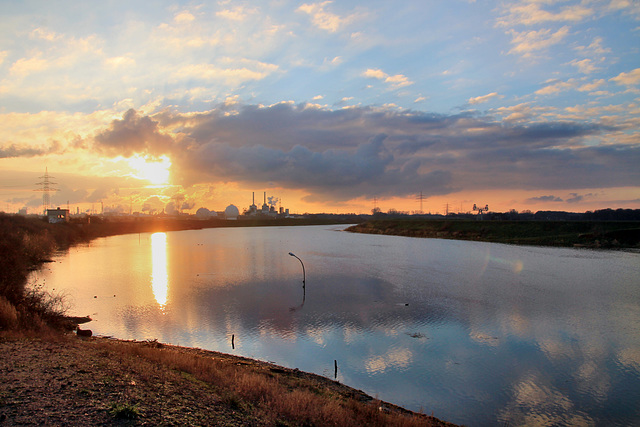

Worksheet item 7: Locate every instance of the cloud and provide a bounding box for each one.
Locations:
[216,6,255,21]
[495,103,553,123]
[94,109,175,157]
[575,37,611,56]
[507,26,570,57]
[325,56,343,66]
[570,59,598,74]
[468,92,500,105]
[567,192,592,203]
[527,195,563,203]
[30,28,62,42]
[10,55,49,76]
[363,68,387,80]
[577,79,606,92]
[535,79,576,95]
[362,68,413,89]
[0,144,50,158]
[610,68,640,86]
[173,60,278,85]
[174,11,196,24]
[104,56,135,68]
[497,3,592,27]
[297,1,355,33]
[123,102,637,203]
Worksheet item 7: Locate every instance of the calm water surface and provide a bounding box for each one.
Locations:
[34,225,640,426]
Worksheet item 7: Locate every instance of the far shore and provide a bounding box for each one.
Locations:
[346,218,640,249]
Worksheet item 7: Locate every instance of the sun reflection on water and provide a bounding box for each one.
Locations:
[151,232,168,308]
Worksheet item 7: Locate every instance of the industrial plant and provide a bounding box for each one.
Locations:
[243,192,290,218]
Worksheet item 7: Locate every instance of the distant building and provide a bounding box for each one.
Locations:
[247,192,258,215]
[261,191,269,214]
[47,207,69,223]
[224,204,240,220]
[195,207,218,219]
[244,191,290,218]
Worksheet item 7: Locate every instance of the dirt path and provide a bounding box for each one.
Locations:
[0,336,249,425]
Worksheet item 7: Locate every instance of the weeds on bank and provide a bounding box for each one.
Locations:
[108,402,140,419]
[94,339,444,427]
[0,214,75,333]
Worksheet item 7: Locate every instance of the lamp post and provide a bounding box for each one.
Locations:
[288,252,305,287]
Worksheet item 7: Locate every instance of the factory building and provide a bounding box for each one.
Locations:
[244,192,289,218]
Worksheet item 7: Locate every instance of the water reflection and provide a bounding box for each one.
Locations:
[151,232,168,307]
[33,225,640,426]
[289,286,306,312]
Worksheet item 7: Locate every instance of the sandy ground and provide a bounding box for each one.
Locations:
[0,335,250,425]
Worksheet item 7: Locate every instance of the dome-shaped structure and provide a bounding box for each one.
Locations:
[224,204,239,220]
[195,207,211,219]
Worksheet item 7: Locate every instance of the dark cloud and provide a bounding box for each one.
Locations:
[527,195,564,203]
[97,103,637,202]
[0,143,60,158]
[567,193,593,203]
[94,108,174,157]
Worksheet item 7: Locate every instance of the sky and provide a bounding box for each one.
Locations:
[0,0,639,216]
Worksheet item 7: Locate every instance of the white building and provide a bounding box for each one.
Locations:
[47,207,69,223]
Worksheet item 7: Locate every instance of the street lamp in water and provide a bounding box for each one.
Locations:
[288,252,306,287]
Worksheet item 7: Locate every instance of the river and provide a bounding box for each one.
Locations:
[33,224,640,426]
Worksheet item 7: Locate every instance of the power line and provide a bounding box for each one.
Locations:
[34,167,58,214]
[416,191,425,214]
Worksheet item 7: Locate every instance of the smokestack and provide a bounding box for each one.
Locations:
[253,192,255,205]
[264,192,266,205]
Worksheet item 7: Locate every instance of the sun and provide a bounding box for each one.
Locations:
[128,154,172,185]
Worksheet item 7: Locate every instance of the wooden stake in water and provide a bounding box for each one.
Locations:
[232,334,235,349]
[334,360,338,379]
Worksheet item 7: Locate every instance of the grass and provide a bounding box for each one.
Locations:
[347,219,640,248]
[108,402,140,419]
[91,338,447,426]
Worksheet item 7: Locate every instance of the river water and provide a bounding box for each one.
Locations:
[33,224,640,426]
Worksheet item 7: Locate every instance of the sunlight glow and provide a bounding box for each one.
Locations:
[128,154,172,185]
[151,232,168,307]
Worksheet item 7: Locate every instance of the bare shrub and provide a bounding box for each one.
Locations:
[17,282,69,330]
[0,295,18,329]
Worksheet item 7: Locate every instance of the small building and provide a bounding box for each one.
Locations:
[47,207,69,223]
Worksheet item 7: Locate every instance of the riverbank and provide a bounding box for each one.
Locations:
[0,214,454,425]
[346,219,640,249]
[0,332,452,426]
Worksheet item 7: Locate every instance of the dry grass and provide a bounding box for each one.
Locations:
[92,338,450,426]
[0,296,18,330]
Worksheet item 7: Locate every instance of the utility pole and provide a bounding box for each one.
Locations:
[35,168,57,214]
[416,191,425,214]
[473,204,489,219]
